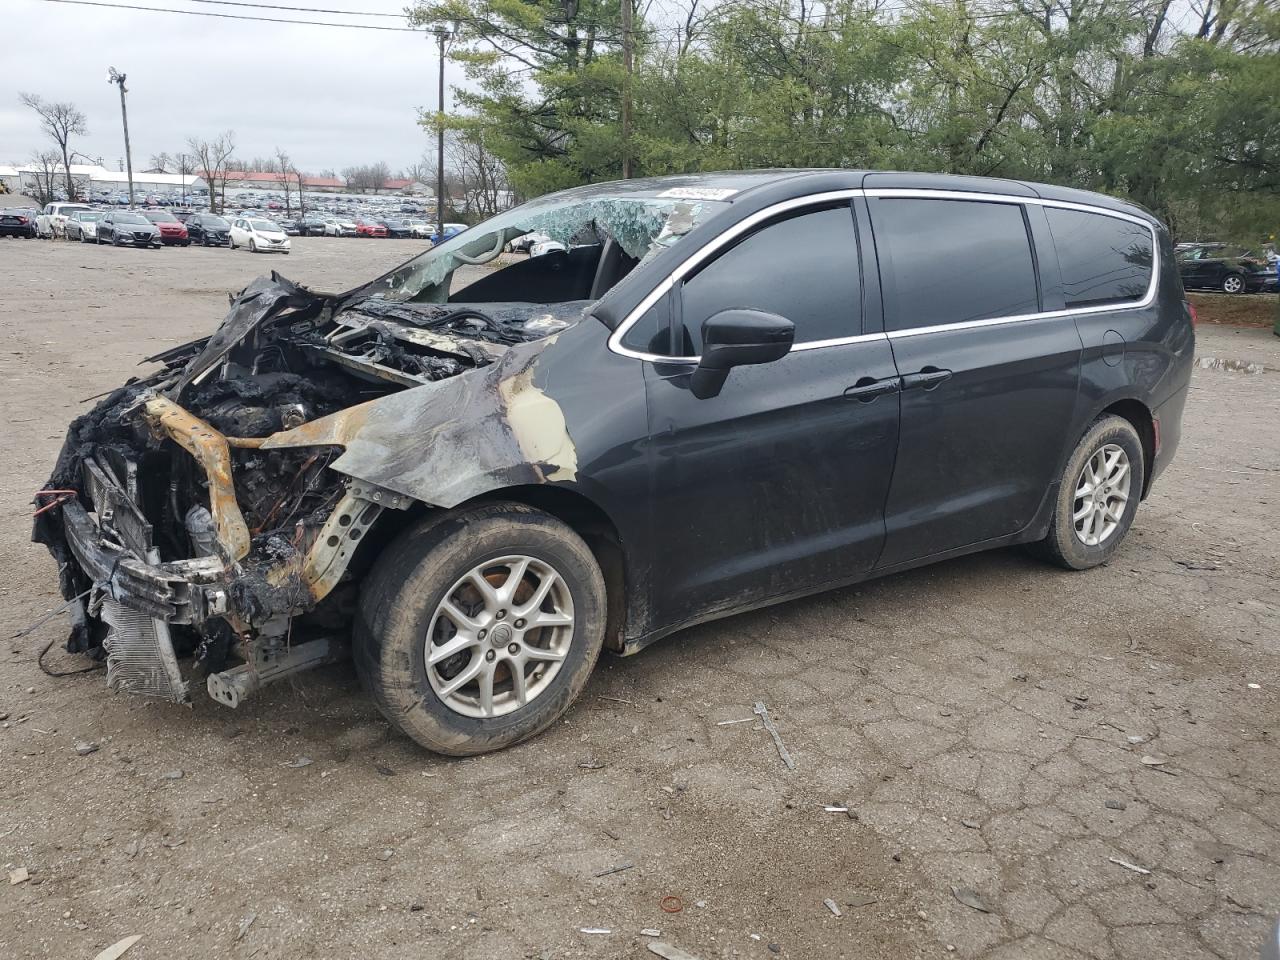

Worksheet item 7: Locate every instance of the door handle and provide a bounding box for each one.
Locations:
[900,366,952,391]
[843,376,901,402]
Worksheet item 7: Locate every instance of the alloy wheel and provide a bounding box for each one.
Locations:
[1223,274,1244,294]
[1073,443,1131,547]
[425,555,575,719]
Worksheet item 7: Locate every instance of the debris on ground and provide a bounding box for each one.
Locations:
[376,848,394,861]
[961,819,981,829]
[578,927,611,934]
[9,867,30,885]
[823,805,849,813]
[593,862,633,877]
[647,942,703,960]
[846,893,878,908]
[823,898,843,916]
[75,741,99,756]
[92,936,141,960]
[578,757,606,770]
[660,895,683,913]
[1105,799,1127,811]
[1140,754,1168,766]
[283,757,314,768]
[753,701,795,770]
[235,913,257,941]
[124,839,140,858]
[159,769,183,780]
[1108,856,1152,875]
[639,928,662,937]
[950,885,991,913]
[715,718,754,726]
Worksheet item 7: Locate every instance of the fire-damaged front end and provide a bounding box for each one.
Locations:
[33,185,729,710]
[33,273,589,708]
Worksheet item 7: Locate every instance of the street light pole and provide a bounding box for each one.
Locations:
[107,67,135,208]
[433,26,451,244]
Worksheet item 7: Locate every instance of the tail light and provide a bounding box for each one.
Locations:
[1185,300,1198,325]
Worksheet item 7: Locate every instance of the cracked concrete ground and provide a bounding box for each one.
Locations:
[1,238,1277,959]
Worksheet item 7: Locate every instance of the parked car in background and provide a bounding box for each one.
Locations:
[65,210,105,242]
[229,217,291,254]
[377,217,412,239]
[280,219,302,237]
[354,217,388,238]
[529,238,568,258]
[186,213,232,246]
[509,231,550,253]
[143,210,191,246]
[98,211,162,248]
[37,202,93,238]
[33,171,1193,757]
[0,207,39,238]
[300,214,329,236]
[326,216,358,237]
[429,222,469,244]
[1176,243,1274,293]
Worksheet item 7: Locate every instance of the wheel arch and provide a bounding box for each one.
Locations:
[355,484,630,654]
[1098,398,1156,499]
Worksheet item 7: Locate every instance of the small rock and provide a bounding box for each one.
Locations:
[823,897,842,917]
[124,840,140,858]
[159,769,184,781]
[0,712,9,721]
[961,819,981,829]
[26,687,35,694]
[75,741,99,756]
[235,913,256,941]
[1140,755,1168,766]
[377,849,394,861]
[375,764,396,777]
[640,927,662,936]
[1105,799,1127,811]
[917,910,928,920]
[951,885,990,913]
[768,945,781,955]
[283,757,313,768]
[9,867,30,885]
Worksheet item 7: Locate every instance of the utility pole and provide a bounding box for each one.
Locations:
[621,0,633,178]
[107,67,134,208]
[433,26,451,244]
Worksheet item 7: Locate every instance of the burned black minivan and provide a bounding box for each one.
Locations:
[36,170,1194,755]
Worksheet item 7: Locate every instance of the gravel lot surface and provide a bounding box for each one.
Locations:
[1,237,1278,960]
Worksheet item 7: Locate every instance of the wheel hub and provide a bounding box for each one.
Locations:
[424,555,575,719]
[1072,443,1132,547]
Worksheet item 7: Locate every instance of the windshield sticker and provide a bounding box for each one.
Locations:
[657,187,738,201]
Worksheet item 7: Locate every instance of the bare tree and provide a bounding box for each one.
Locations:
[148,151,172,173]
[340,162,393,194]
[19,93,88,201]
[452,130,509,218]
[26,150,62,208]
[274,146,294,217]
[186,131,237,214]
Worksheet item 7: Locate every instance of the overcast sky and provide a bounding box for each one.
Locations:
[3,0,472,175]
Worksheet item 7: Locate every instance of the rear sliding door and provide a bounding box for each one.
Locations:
[868,193,1083,568]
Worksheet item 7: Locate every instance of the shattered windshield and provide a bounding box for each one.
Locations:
[361,193,730,304]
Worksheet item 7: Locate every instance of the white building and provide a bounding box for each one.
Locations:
[1,162,206,198]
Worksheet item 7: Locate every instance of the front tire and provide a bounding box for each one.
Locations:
[249,239,257,253]
[1033,415,1145,570]
[1222,273,1245,294]
[356,503,607,756]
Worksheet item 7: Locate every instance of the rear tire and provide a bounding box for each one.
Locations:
[1222,273,1245,294]
[1032,415,1145,570]
[355,503,607,756]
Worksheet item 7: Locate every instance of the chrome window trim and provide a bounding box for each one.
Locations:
[606,186,1159,362]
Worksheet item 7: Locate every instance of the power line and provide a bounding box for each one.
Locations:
[31,0,422,30]
[177,0,403,17]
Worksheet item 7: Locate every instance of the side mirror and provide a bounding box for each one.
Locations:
[690,309,795,399]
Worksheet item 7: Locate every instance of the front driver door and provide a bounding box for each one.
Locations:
[639,201,901,633]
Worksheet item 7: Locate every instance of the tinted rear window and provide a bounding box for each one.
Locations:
[1046,208,1153,307]
[870,198,1039,331]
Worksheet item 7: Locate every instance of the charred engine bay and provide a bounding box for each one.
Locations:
[35,272,588,665]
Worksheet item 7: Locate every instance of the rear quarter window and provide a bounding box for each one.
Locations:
[1046,208,1154,308]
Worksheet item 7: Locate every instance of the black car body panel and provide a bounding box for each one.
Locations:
[1,209,39,237]
[100,214,162,247]
[35,169,1193,707]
